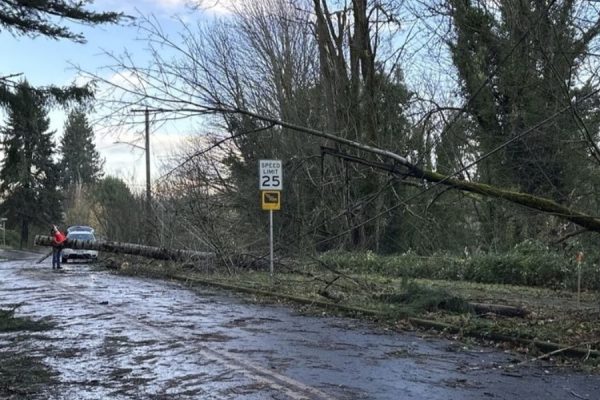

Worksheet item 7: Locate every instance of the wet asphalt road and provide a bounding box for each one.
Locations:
[0,251,599,399]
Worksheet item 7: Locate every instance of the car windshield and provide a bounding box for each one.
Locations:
[68,226,93,233]
[67,232,95,241]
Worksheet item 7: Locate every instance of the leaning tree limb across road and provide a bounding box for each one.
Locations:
[213,100,600,235]
[34,236,214,264]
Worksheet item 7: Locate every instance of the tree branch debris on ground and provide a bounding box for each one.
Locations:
[35,235,598,366]
[90,249,600,367]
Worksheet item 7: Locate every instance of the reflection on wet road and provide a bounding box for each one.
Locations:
[0,256,598,399]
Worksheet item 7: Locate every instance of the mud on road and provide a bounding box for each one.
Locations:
[0,253,598,399]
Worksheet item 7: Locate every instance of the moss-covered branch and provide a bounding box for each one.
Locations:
[415,168,600,232]
[219,106,600,234]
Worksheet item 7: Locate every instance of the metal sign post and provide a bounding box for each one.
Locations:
[259,160,282,276]
[269,210,274,276]
[576,251,584,306]
[0,218,6,248]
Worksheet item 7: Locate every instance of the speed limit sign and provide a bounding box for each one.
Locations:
[259,160,283,190]
[259,160,283,277]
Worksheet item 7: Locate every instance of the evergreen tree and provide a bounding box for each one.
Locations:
[0,1,125,106]
[0,0,122,43]
[59,108,103,187]
[92,177,143,242]
[0,81,63,247]
[447,0,600,245]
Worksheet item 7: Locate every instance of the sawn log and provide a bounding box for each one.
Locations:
[34,235,214,263]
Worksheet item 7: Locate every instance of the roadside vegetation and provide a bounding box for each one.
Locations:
[108,247,600,370]
[320,241,600,290]
[0,307,57,398]
[0,306,53,332]
[85,0,600,370]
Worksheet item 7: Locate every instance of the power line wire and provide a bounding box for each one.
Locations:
[315,87,600,246]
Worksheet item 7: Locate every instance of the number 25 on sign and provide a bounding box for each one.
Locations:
[259,159,282,190]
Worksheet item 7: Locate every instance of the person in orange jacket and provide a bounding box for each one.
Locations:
[51,225,66,270]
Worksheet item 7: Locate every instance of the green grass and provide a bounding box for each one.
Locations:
[0,307,54,332]
[112,253,600,366]
[0,351,57,397]
[375,280,471,315]
[0,308,57,398]
[319,240,600,290]
[195,269,599,352]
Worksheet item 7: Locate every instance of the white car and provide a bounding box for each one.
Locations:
[62,230,98,263]
[67,225,94,234]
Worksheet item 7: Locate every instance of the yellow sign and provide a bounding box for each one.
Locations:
[261,191,281,211]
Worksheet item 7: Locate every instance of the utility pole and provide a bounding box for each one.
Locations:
[130,107,173,244]
[144,106,151,208]
[130,107,152,209]
[130,107,153,243]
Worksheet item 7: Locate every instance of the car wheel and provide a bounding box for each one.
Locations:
[62,258,67,264]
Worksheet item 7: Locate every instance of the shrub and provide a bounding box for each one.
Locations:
[463,240,570,288]
[319,240,599,290]
[376,280,470,315]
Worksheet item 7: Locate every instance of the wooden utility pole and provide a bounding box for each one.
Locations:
[130,107,152,209]
[144,106,151,209]
[130,107,154,244]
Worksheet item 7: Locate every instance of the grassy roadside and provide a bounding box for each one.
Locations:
[0,307,57,398]
[110,256,600,368]
[192,271,600,346]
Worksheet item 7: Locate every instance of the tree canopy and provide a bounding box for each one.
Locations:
[85,0,600,256]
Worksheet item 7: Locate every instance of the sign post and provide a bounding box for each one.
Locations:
[0,218,6,248]
[259,160,282,276]
[575,251,584,306]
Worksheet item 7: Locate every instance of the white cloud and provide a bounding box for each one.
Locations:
[151,0,238,14]
[106,70,148,93]
[152,0,188,9]
[96,130,193,190]
[197,0,237,14]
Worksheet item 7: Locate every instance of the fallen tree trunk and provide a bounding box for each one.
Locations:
[34,235,215,264]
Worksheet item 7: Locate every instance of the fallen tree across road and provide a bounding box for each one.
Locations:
[34,235,215,264]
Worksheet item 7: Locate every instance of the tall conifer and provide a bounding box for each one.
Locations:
[59,109,103,187]
[0,81,62,247]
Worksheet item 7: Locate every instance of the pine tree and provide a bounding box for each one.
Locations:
[92,177,143,242]
[0,1,125,106]
[0,81,63,248]
[59,109,103,187]
[0,0,123,43]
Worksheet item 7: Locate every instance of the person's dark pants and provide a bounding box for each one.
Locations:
[52,247,62,269]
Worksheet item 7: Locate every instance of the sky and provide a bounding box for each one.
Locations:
[0,0,234,191]
[1,0,450,192]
